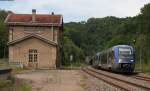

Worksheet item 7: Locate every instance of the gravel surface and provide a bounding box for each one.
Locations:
[81,71,124,91]
[138,73,150,78]
[15,69,150,91]
[16,70,84,91]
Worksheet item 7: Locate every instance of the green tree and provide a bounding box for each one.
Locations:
[0,10,8,58]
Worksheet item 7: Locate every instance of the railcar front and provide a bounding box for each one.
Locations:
[112,45,135,73]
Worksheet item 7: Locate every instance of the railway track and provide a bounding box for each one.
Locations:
[82,66,150,91]
[131,75,150,82]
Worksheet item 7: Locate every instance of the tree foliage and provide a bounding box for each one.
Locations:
[60,33,85,66]
[0,10,8,58]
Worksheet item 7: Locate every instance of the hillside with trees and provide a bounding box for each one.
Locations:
[62,3,150,70]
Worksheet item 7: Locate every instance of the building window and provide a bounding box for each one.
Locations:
[29,49,37,62]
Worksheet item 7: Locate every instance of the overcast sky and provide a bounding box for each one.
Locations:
[0,0,150,22]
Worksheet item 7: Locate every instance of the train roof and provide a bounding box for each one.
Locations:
[95,45,133,56]
[112,45,133,48]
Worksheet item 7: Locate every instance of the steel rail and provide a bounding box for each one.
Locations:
[83,67,150,91]
[131,75,150,82]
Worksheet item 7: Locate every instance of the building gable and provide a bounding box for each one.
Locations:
[8,34,57,46]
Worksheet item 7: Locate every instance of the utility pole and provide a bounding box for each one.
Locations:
[70,54,73,69]
[139,34,144,72]
[140,44,142,72]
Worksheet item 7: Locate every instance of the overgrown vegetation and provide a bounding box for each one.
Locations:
[0,59,32,91]
[0,79,12,88]
[20,81,32,91]
[0,77,32,91]
[60,36,85,66]
[0,58,8,67]
[0,10,8,58]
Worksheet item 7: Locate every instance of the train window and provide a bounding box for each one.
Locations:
[104,53,107,64]
[119,48,133,58]
[101,52,107,64]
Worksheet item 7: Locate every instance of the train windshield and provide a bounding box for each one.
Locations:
[119,48,133,58]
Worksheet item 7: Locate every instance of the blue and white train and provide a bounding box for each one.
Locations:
[92,45,135,73]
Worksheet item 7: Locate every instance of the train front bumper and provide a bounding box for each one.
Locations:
[113,63,135,73]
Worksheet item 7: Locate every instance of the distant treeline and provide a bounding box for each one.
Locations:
[0,4,150,66]
[62,3,150,65]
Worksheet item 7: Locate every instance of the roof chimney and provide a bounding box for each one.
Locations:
[32,9,36,22]
[51,12,54,15]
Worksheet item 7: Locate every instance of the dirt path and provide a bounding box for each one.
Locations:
[16,70,84,91]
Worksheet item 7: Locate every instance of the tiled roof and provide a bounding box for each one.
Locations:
[5,13,63,26]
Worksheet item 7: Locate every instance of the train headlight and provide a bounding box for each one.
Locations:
[130,60,134,62]
[119,59,122,63]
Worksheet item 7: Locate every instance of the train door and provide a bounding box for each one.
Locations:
[101,54,104,67]
[107,51,112,69]
[111,50,116,71]
[98,55,101,67]
[102,52,107,69]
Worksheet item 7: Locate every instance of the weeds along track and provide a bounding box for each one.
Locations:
[82,66,150,91]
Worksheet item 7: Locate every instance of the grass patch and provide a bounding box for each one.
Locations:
[0,79,12,88]
[11,66,32,74]
[135,63,150,73]
[0,77,32,91]
[20,81,32,91]
[79,73,88,90]
[142,66,150,73]
[0,58,31,74]
[60,61,85,69]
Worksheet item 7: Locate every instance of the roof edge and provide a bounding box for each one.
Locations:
[4,13,12,23]
[6,22,62,27]
[60,15,63,25]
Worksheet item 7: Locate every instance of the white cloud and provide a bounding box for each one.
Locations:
[0,0,150,22]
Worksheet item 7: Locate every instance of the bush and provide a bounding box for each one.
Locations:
[0,79,12,88]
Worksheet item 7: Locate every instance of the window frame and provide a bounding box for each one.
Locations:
[28,49,37,63]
